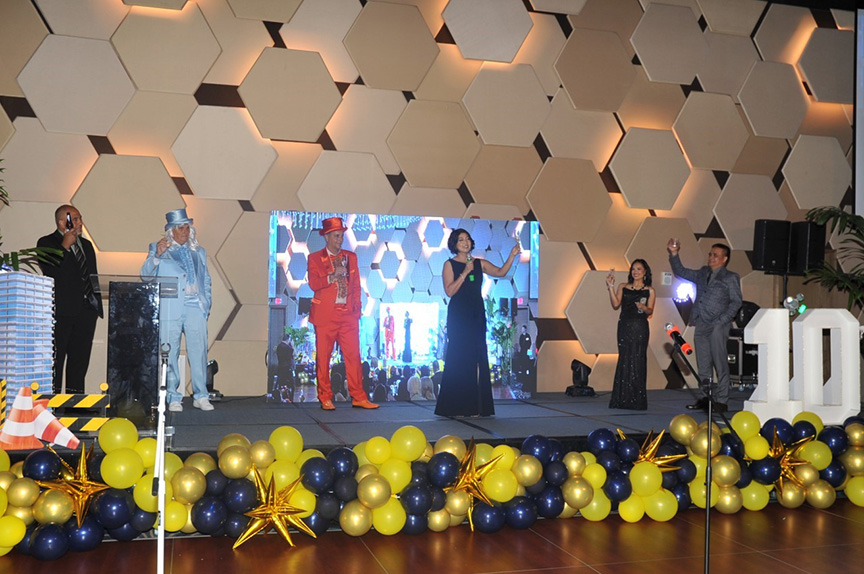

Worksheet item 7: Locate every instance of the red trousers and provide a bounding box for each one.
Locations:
[313,310,364,403]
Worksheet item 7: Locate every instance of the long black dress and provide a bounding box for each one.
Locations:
[402,317,413,362]
[609,287,649,410]
[435,258,494,416]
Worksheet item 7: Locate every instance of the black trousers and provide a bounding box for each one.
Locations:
[53,306,99,394]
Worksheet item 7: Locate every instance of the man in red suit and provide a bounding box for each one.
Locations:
[308,217,379,411]
[383,306,396,360]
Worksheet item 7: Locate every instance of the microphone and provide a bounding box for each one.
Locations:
[664,323,693,355]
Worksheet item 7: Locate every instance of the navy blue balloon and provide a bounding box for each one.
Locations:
[88,451,105,482]
[547,438,565,463]
[301,457,336,494]
[844,416,864,427]
[720,434,745,460]
[64,516,104,552]
[525,477,547,496]
[206,469,230,497]
[333,476,358,502]
[676,459,697,484]
[316,492,342,521]
[504,496,537,529]
[302,511,331,537]
[224,512,251,538]
[603,470,632,502]
[672,483,691,513]
[818,426,850,456]
[15,524,36,555]
[521,435,552,466]
[658,441,688,456]
[327,447,359,479]
[30,524,69,561]
[760,418,794,445]
[224,478,258,514]
[535,485,565,519]
[402,513,428,535]
[595,450,622,473]
[749,457,782,484]
[410,461,429,485]
[94,488,135,529]
[429,487,446,511]
[23,449,62,481]
[544,461,569,487]
[820,460,847,488]
[130,508,157,532]
[616,438,640,463]
[400,484,433,515]
[427,452,460,488]
[661,469,679,490]
[792,420,818,442]
[472,503,506,533]
[108,522,142,541]
[736,462,752,489]
[587,428,617,455]
[192,496,228,535]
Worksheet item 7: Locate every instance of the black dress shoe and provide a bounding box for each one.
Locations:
[713,402,728,413]
[686,397,709,411]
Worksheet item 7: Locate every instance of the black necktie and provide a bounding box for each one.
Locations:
[707,270,713,284]
[71,240,96,308]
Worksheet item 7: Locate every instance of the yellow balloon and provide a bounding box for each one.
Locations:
[3,505,33,526]
[171,467,207,505]
[390,425,427,462]
[744,435,770,460]
[365,436,392,465]
[101,447,145,489]
[715,486,743,514]
[777,482,806,508]
[134,438,158,469]
[580,489,610,521]
[482,468,518,503]
[445,490,470,516]
[643,489,677,522]
[6,478,40,508]
[844,476,864,506]
[580,451,596,465]
[740,482,770,511]
[562,451,587,477]
[353,442,371,467]
[582,463,607,490]
[357,474,391,509]
[711,455,741,487]
[730,411,761,441]
[794,463,820,487]
[669,414,699,445]
[492,444,516,470]
[511,455,544,487]
[289,487,316,518]
[0,449,8,472]
[264,459,300,491]
[163,500,188,532]
[339,500,372,536]
[296,449,325,469]
[217,433,252,457]
[379,459,412,494]
[184,452,217,477]
[792,411,824,436]
[840,446,864,477]
[163,452,184,482]
[32,490,74,525]
[806,479,836,509]
[98,418,139,453]
[134,474,172,513]
[427,508,450,532]
[0,515,26,548]
[474,443,495,466]
[630,461,663,497]
[249,440,276,471]
[269,426,303,461]
[618,495,645,523]
[562,477,593,510]
[434,435,466,459]
[689,481,719,508]
[0,471,15,492]
[846,423,864,447]
[218,445,253,480]
[690,427,721,459]
[372,497,407,535]
[798,441,832,471]
[355,464,379,482]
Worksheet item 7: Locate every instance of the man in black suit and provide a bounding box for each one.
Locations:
[38,205,103,394]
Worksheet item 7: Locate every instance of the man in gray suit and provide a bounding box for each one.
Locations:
[667,239,742,413]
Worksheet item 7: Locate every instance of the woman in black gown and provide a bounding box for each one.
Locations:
[435,229,520,417]
[605,259,655,410]
[402,311,413,362]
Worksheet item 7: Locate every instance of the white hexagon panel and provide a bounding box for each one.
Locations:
[739,62,809,139]
[713,174,788,251]
[631,3,707,85]
[443,0,533,63]
[608,128,690,210]
[673,92,748,171]
[782,135,851,211]
[35,0,130,40]
[297,151,396,215]
[17,35,134,135]
[172,106,277,201]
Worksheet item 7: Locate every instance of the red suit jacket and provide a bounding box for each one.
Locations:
[307,248,361,324]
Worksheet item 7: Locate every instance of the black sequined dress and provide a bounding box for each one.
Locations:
[609,288,649,410]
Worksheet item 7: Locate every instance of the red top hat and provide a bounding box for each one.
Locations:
[319,217,348,236]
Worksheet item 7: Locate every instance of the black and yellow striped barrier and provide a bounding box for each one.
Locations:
[0,380,112,433]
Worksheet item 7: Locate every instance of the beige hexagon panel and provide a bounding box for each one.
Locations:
[782,135,852,211]
[567,270,623,354]
[797,28,853,104]
[739,62,809,139]
[541,90,623,171]
[443,0,533,62]
[631,3,706,85]
[555,28,635,112]
[713,174,788,251]
[626,217,699,300]
[673,92,749,171]
[609,128,690,211]
[297,151,396,215]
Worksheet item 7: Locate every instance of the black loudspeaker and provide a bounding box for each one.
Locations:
[788,221,826,275]
[510,297,518,318]
[752,219,790,274]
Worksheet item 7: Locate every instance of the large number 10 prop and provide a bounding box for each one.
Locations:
[743,308,860,425]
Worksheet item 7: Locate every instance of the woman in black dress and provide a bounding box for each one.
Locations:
[435,229,520,417]
[402,311,413,362]
[606,259,655,410]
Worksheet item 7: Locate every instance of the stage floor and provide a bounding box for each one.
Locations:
[164,387,756,454]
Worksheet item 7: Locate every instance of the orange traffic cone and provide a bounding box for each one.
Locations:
[32,404,79,449]
[0,386,44,450]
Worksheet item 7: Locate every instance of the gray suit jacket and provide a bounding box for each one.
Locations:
[669,254,742,327]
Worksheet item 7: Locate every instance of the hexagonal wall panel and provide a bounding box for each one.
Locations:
[609,128,690,210]
[753,3,815,65]
[0,201,62,255]
[655,169,722,235]
[539,235,590,318]
[699,0,766,36]
[343,2,439,91]
[443,0,533,63]
[527,158,611,243]
[17,36,134,135]
[531,0,587,14]
[582,194,649,273]
[617,66,686,131]
[465,145,542,215]
[568,0,642,58]
[631,3,706,85]
[217,212,270,305]
[697,32,760,103]
[463,64,550,147]
[798,28,853,104]
[221,304,268,342]
[714,174,787,251]
[542,90,623,170]
[1,117,97,203]
[327,85,407,175]
[35,0,129,40]
[625,217,699,300]
[413,44,483,103]
[782,135,851,211]
[513,12,567,97]
[391,183,466,217]
[673,92,748,171]
[739,61,808,139]
[181,194,244,254]
[198,0,273,86]
[566,270,623,354]
[111,2,221,94]
[387,100,480,189]
[297,151,396,214]
[797,101,853,153]
[72,155,185,252]
[172,106,277,200]
[555,28,635,112]
[239,48,341,142]
[226,0,302,22]
[251,141,320,213]
[279,0,362,84]
[0,0,48,97]
[0,111,12,151]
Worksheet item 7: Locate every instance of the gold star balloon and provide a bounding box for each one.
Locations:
[445,438,503,531]
[36,443,110,528]
[766,428,812,493]
[619,429,687,472]
[233,468,316,549]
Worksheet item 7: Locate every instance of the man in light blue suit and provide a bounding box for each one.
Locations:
[141,209,213,412]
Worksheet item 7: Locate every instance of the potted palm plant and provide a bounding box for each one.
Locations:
[804,206,864,310]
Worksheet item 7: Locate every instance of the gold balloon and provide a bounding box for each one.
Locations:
[217,433,252,457]
[339,500,372,536]
[7,478,40,508]
[515,484,526,497]
[669,414,698,445]
[355,464,379,482]
[183,452,217,476]
[218,445,253,479]
[419,442,434,463]
[558,503,578,519]
[171,467,207,505]
[714,486,743,514]
[806,479,836,509]
[840,446,864,477]
[9,462,23,479]
[181,504,197,534]
[846,423,864,447]
[777,482,806,508]
[449,513,466,527]
[562,452,587,477]
[697,421,723,436]
[710,455,741,488]
[356,474,391,509]
[690,428,722,459]
[0,471,16,492]
[561,477,593,510]
[427,508,450,532]
[4,505,34,526]
[794,463,820,487]
[434,435,466,460]
[32,490,75,525]
[511,455,543,487]
[249,440,277,471]
[837,473,851,492]
[444,489,470,516]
